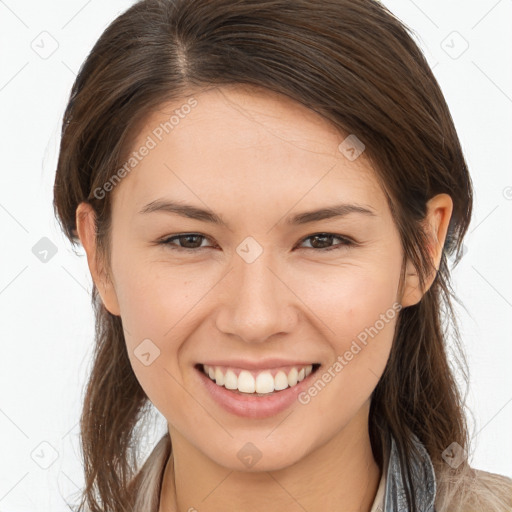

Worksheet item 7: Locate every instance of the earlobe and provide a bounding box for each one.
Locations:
[400,259,423,308]
[75,202,121,316]
[400,193,453,308]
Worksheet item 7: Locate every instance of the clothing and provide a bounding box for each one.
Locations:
[370,462,386,512]
[380,432,436,511]
[137,429,436,511]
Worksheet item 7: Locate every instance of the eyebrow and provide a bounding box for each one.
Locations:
[138,199,376,228]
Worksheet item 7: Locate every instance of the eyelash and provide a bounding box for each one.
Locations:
[157,232,356,253]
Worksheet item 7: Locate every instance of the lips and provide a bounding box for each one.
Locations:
[194,361,321,419]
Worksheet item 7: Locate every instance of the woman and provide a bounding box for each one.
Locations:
[53,0,512,510]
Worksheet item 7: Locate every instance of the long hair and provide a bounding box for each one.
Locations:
[52,0,510,510]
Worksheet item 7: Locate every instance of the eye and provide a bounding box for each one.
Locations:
[157,232,355,253]
[297,233,355,252]
[158,233,215,252]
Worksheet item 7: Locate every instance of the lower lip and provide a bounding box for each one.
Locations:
[195,365,319,419]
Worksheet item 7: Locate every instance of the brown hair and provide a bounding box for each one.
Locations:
[53,0,504,510]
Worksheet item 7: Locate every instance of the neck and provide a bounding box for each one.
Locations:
[159,402,381,512]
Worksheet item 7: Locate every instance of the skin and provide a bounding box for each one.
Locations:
[76,85,453,511]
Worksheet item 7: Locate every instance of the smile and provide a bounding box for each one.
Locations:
[200,363,321,395]
[194,361,322,418]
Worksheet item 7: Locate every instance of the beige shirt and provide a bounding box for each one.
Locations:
[369,467,386,512]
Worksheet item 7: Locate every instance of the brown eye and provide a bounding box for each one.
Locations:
[299,233,354,251]
[159,233,213,251]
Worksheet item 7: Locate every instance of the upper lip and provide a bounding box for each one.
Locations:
[199,358,319,370]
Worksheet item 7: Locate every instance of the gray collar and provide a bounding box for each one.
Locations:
[383,433,437,511]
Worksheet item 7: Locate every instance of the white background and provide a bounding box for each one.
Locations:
[0,0,511,510]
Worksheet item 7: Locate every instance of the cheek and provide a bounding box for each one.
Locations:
[301,258,401,341]
[113,273,193,425]
[111,254,219,401]
[293,249,402,399]
[343,274,399,343]
[113,255,194,343]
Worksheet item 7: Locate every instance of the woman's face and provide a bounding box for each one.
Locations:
[90,86,411,471]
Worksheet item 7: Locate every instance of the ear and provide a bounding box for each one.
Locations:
[75,202,121,316]
[400,193,453,307]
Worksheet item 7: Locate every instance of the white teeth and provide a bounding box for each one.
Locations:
[238,370,255,393]
[203,363,315,395]
[255,372,275,393]
[224,369,237,390]
[288,367,298,387]
[274,371,289,391]
[214,367,224,386]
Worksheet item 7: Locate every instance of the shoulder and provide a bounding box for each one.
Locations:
[435,464,512,512]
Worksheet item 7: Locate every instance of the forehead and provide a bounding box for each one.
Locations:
[111,86,386,219]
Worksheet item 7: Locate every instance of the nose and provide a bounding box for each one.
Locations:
[215,250,298,344]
